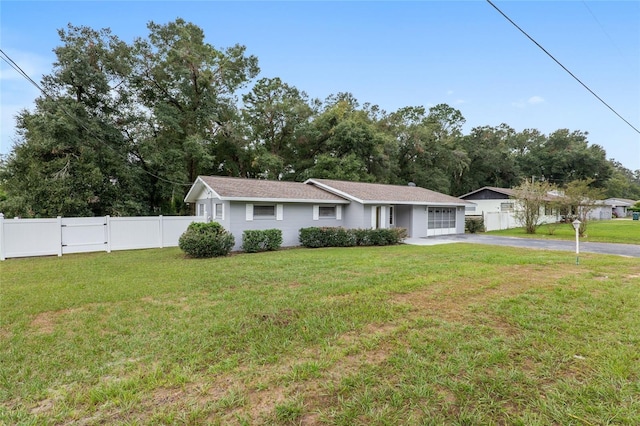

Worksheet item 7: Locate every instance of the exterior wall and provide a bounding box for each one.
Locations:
[464,199,512,216]
[612,206,626,217]
[342,202,366,230]
[411,205,428,237]
[586,206,612,221]
[456,207,466,233]
[227,202,344,250]
[395,205,413,236]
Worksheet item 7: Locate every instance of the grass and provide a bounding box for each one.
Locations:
[2,244,640,425]
[487,218,640,244]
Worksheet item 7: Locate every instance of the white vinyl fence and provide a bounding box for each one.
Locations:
[483,212,562,232]
[0,214,205,260]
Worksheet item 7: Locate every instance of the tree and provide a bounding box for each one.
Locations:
[0,25,144,217]
[384,104,468,193]
[512,179,557,234]
[522,129,612,187]
[558,179,606,237]
[452,124,519,195]
[604,161,640,200]
[242,77,315,179]
[129,19,259,212]
[295,94,395,182]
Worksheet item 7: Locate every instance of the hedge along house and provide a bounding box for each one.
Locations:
[184,176,470,249]
[304,179,469,237]
[183,176,349,250]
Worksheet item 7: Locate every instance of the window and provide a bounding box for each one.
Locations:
[465,205,476,212]
[427,207,456,229]
[318,206,336,218]
[214,203,223,220]
[500,202,514,212]
[254,205,276,218]
[544,204,554,216]
[246,204,282,221]
[313,205,341,220]
[389,206,394,226]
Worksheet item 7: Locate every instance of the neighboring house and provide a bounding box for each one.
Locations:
[459,186,561,231]
[184,176,470,250]
[604,198,637,218]
[585,201,613,221]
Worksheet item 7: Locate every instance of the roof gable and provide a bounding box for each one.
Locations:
[460,186,564,202]
[459,186,515,200]
[184,176,348,203]
[306,179,469,205]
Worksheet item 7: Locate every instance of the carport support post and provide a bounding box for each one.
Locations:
[572,219,581,265]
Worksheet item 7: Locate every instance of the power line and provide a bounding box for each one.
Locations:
[486,0,640,135]
[0,50,46,94]
[581,1,635,74]
[0,48,193,187]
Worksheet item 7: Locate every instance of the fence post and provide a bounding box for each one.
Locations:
[57,216,63,257]
[159,215,164,248]
[105,215,111,253]
[0,213,5,261]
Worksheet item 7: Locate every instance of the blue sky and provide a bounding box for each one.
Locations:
[2,1,639,172]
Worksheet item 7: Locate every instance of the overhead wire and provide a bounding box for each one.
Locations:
[581,1,636,74]
[486,0,640,135]
[0,48,193,186]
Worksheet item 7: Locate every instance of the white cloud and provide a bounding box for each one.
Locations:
[528,95,544,105]
[512,95,545,109]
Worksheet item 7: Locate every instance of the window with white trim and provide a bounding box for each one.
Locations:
[319,206,336,218]
[254,205,276,218]
[214,203,223,220]
[313,205,341,220]
[427,207,456,229]
[500,202,514,212]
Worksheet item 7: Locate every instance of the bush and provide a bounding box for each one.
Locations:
[298,227,355,248]
[465,217,484,233]
[179,221,235,258]
[299,227,406,248]
[242,229,283,253]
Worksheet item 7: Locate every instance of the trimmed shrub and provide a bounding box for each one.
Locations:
[179,221,235,258]
[331,227,357,247]
[299,227,406,248]
[299,227,355,248]
[465,217,484,233]
[242,229,283,253]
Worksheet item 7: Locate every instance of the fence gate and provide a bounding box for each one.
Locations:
[61,217,108,254]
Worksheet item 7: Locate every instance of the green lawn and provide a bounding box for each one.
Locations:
[2,245,640,425]
[487,218,640,244]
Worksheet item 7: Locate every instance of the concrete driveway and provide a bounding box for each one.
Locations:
[405,234,640,258]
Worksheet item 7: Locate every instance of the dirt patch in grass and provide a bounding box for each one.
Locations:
[140,292,214,311]
[30,309,74,334]
[392,265,572,326]
[257,308,299,327]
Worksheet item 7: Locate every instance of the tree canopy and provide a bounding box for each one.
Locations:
[1,20,638,217]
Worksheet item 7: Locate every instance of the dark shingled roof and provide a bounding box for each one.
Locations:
[307,179,468,205]
[459,186,564,202]
[198,176,347,201]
